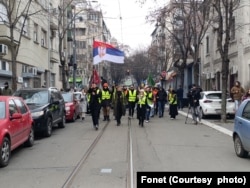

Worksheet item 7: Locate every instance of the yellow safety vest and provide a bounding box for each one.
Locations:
[128,90,137,102]
[138,96,146,107]
[169,94,177,105]
[146,92,153,105]
[102,90,111,100]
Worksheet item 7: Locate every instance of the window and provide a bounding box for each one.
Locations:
[51,73,55,87]
[9,100,18,115]
[19,16,29,36]
[206,36,209,54]
[41,29,47,47]
[230,17,235,40]
[0,61,10,71]
[0,3,8,23]
[242,102,250,120]
[14,99,28,114]
[34,23,38,42]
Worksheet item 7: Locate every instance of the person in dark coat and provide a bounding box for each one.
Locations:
[112,85,126,126]
[187,84,201,124]
[176,85,184,110]
[156,86,167,118]
[88,83,101,130]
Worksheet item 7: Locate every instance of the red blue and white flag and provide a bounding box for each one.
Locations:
[93,41,124,65]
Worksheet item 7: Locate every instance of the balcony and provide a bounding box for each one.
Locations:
[50,49,59,63]
[0,24,20,45]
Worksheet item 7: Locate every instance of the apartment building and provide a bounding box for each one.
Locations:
[0,0,63,91]
[201,0,250,91]
[67,0,111,89]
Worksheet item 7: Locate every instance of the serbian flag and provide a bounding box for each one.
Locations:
[93,40,124,65]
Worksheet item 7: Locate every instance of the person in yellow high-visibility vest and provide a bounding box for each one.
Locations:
[126,84,138,118]
[145,86,153,123]
[101,83,112,121]
[137,89,147,127]
[169,89,178,119]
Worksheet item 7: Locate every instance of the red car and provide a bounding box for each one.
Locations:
[61,92,80,122]
[0,96,34,167]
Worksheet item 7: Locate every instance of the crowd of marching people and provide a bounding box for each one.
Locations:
[77,81,183,130]
[69,78,250,129]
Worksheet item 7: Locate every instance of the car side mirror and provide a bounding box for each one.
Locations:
[10,113,22,120]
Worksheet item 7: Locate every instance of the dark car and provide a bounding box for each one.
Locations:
[233,98,250,158]
[61,92,80,122]
[13,87,65,137]
[0,96,34,167]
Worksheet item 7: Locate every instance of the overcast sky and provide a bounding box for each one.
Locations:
[95,0,166,50]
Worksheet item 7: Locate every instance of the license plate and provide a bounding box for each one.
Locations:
[215,109,221,113]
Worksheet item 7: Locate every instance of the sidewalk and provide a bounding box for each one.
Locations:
[174,106,234,137]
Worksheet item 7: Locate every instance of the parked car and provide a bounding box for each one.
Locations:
[198,91,235,118]
[0,96,34,167]
[13,87,65,137]
[233,98,250,158]
[61,92,80,122]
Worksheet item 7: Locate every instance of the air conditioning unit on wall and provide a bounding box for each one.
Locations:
[0,44,8,55]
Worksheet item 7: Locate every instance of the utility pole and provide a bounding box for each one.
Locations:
[73,6,77,90]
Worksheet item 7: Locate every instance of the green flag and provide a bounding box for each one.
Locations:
[147,73,155,86]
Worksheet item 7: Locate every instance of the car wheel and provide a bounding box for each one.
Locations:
[0,137,11,167]
[44,117,53,137]
[200,108,206,119]
[25,126,35,147]
[58,114,65,128]
[234,135,248,158]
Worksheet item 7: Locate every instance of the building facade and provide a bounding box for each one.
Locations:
[0,0,62,91]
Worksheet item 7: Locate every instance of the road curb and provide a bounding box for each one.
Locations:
[178,111,233,137]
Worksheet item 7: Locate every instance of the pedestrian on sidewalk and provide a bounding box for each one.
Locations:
[79,88,88,121]
[176,85,183,110]
[187,84,201,124]
[231,81,245,111]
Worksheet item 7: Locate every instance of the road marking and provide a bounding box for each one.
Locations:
[100,168,112,173]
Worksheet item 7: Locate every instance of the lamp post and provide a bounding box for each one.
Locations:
[72,6,77,90]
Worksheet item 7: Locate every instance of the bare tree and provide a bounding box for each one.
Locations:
[213,0,240,122]
[1,0,41,91]
[145,0,212,87]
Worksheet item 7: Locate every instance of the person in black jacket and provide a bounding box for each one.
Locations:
[187,84,202,124]
[88,83,101,130]
[156,86,167,118]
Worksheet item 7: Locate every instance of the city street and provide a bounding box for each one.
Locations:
[0,107,249,188]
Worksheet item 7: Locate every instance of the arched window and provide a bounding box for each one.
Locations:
[0,3,8,24]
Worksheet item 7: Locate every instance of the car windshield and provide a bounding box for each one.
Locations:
[15,90,49,105]
[62,93,73,102]
[206,93,222,99]
[205,93,231,99]
[0,101,6,119]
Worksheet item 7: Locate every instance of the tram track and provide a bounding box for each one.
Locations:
[61,117,134,188]
[61,121,110,188]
